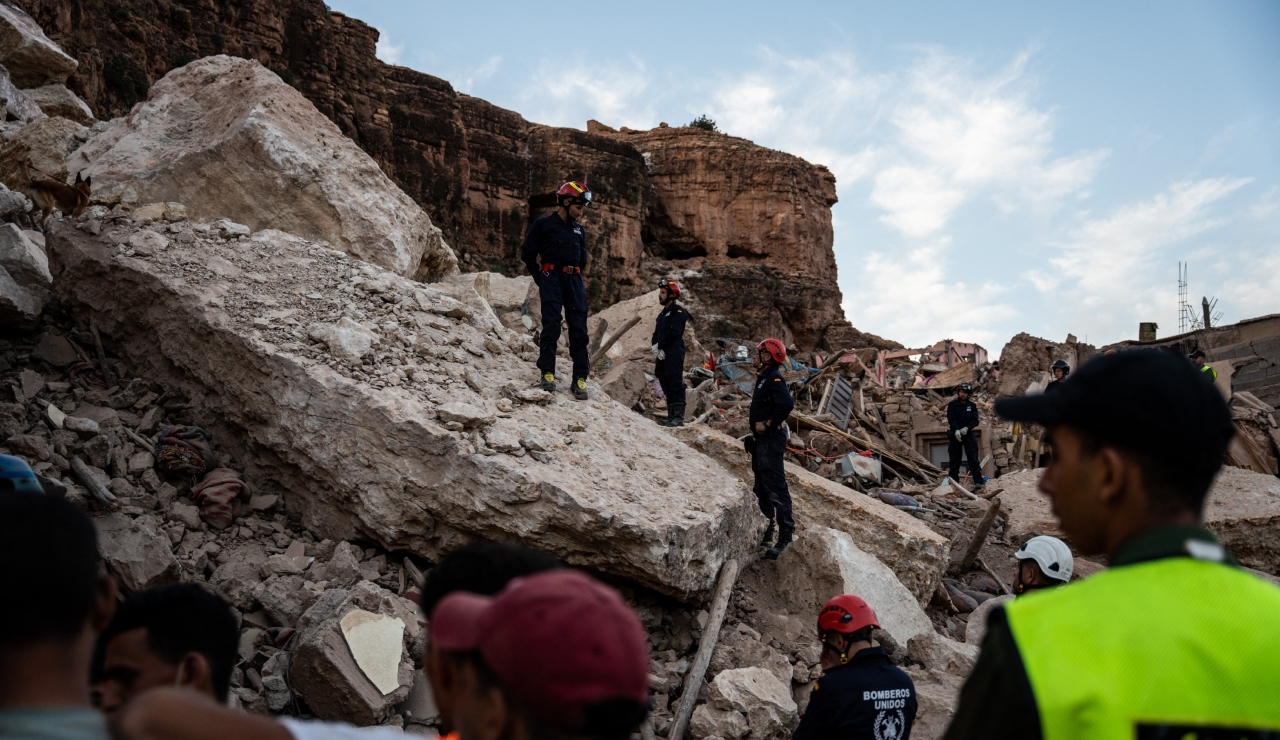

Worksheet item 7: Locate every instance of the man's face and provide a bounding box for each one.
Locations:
[96,628,180,715]
[1053,368,1065,380]
[568,202,585,220]
[658,287,669,304]
[1038,424,1110,554]
[1193,356,1205,368]
[958,389,969,401]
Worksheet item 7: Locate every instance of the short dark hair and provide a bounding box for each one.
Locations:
[419,542,560,618]
[98,584,239,701]
[462,650,646,740]
[1075,428,1220,516]
[1189,349,1207,359]
[0,492,101,645]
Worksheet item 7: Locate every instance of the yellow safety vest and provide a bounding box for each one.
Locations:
[1006,557,1280,739]
[1202,364,1219,381]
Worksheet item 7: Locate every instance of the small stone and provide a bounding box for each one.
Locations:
[249,494,280,511]
[64,415,99,435]
[19,368,43,399]
[169,502,202,529]
[435,402,493,428]
[127,450,155,475]
[45,403,66,428]
[32,333,78,367]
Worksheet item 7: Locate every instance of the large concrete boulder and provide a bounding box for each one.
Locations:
[998,466,1280,573]
[0,3,77,88]
[0,222,48,329]
[291,582,419,724]
[708,666,797,740]
[22,84,94,123]
[67,56,457,281]
[0,116,89,190]
[776,526,936,646]
[672,425,949,602]
[95,513,181,593]
[49,218,757,598]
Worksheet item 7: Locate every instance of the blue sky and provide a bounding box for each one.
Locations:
[330,0,1280,353]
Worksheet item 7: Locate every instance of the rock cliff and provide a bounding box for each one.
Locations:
[14,0,864,351]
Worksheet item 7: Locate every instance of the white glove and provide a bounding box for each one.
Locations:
[652,343,660,358]
[954,429,964,441]
[658,348,666,360]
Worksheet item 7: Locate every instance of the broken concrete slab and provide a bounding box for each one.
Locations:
[0,66,42,123]
[50,221,757,598]
[0,264,43,329]
[0,3,78,87]
[260,574,319,627]
[672,425,948,602]
[290,583,416,724]
[775,526,936,647]
[340,609,405,695]
[709,666,797,740]
[0,223,50,287]
[95,513,180,593]
[31,332,77,367]
[22,84,94,123]
[690,704,749,740]
[68,56,456,281]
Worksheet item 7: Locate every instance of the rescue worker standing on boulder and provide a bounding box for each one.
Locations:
[947,382,983,490]
[521,181,593,400]
[944,350,1280,740]
[1190,349,1218,381]
[794,595,918,740]
[652,278,689,427]
[749,338,795,559]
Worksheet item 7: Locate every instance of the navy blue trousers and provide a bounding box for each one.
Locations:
[537,272,589,381]
[751,427,794,529]
[657,372,686,406]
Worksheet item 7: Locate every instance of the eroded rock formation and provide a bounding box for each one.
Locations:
[15,0,864,351]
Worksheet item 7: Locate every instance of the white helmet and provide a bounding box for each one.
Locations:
[1014,535,1073,584]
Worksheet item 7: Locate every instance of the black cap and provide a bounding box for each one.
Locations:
[1189,349,1206,359]
[994,349,1233,465]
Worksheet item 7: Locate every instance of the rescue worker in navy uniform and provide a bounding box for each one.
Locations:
[749,338,796,559]
[947,382,983,490]
[521,181,593,400]
[1044,359,1070,394]
[794,594,918,740]
[651,278,689,427]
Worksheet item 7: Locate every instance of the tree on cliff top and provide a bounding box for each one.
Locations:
[687,114,720,133]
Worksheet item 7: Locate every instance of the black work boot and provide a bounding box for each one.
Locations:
[540,372,556,393]
[764,526,794,560]
[668,403,685,427]
[657,405,673,427]
[761,520,777,547]
[572,378,588,401]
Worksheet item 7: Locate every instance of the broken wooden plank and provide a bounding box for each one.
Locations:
[956,498,1002,573]
[668,558,740,740]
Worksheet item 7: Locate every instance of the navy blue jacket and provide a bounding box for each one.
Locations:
[520,213,588,281]
[794,646,917,740]
[947,397,980,433]
[749,363,794,428]
[651,301,689,375]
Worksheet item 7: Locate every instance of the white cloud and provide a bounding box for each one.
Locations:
[457,56,502,93]
[375,29,403,66]
[519,59,654,130]
[849,239,1018,348]
[1035,177,1251,340]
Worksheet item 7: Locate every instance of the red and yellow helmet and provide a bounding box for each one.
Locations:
[556,181,593,208]
[756,338,786,365]
[658,278,681,297]
[818,594,879,635]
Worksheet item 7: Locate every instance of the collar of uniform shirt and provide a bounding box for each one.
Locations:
[1109,525,1236,568]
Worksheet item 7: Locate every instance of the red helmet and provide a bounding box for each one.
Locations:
[756,338,786,364]
[818,594,879,635]
[658,278,681,297]
[557,181,593,207]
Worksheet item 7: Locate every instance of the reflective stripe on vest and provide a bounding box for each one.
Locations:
[1006,557,1280,739]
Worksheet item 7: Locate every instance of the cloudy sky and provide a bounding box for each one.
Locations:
[331,0,1280,354]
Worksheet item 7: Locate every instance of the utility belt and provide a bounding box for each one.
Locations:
[541,263,581,275]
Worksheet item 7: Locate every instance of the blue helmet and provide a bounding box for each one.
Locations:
[0,454,45,494]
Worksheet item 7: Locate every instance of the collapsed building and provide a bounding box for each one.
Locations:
[1,4,1279,740]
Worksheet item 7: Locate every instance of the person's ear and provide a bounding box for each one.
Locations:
[176,652,214,695]
[91,574,118,632]
[1094,447,1129,507]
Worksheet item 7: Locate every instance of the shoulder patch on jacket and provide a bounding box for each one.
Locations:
[773,378,782,382]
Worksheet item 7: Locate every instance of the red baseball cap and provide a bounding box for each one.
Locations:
[430,570,650,732]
